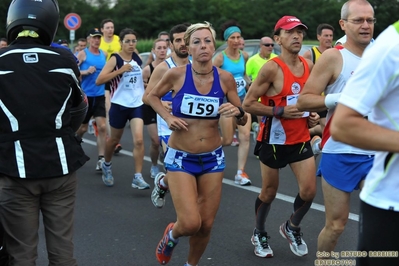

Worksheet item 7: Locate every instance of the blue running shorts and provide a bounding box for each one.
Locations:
[317,153,374,192]
[164,146,225,177]
[109,103,144,129]
[159,135,170,148]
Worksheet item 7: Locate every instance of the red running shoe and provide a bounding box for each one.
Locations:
[156,223,178,265]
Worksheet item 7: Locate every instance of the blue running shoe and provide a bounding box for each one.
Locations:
[101,162,114,187]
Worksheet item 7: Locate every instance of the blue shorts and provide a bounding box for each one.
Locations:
[317,153,374,192]
[159,135,170,147]
[164,146,225,177]
[109,103,144,129]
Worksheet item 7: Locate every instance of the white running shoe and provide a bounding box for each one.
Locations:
[234,172,251,186]
[231,134,239,146]
[151,172,168,208]
[101,162,114,187]
[96,157,105,171]
[131,174,150,190]
[88,119,95,135]
[279,221,308,257]
[251,229,273,258]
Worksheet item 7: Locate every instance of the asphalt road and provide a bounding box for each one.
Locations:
[35,127,361,266]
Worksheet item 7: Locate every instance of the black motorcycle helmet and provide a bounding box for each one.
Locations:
[6,0,59,45]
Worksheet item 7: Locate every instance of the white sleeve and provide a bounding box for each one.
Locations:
[339,26,399,116]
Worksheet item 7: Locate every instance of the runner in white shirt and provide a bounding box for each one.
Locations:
[142,24,190,208]
[297,0,376,259]
[96,28,150,190]
[144,31,173,67]
[331,21,399,266]
[142,38,168,179]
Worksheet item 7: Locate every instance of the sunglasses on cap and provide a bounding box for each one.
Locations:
[262,43,274,47]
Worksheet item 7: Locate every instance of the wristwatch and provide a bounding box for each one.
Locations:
[235,106,245,119]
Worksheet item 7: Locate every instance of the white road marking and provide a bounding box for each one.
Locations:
[83,138,359,222]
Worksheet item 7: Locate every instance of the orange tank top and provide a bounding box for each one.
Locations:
[257,56,310,145]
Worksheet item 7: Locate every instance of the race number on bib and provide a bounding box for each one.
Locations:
[181,93,219,117]
[287,95,309,117]
[122,72,138,90]
[235,77,246,96]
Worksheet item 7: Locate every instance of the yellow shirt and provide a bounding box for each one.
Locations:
[246,53,277,81]
[310,46,324,96]
[100,35,121,61]
[310,46,322,64]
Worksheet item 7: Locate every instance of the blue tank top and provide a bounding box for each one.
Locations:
[221,51,245,78]
[80,48,106,97]
[221,51,246,97]
[163,57,192,102]
[172,65,224,120]
[163,91,173,102]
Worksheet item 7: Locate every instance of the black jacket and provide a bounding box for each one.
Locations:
[0,38,89,178]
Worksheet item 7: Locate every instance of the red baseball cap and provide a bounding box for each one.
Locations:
[274,16,308,32]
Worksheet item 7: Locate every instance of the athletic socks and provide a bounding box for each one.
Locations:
[134,173,143,179]
[255,197,271,232]
[289,193,313,229]
[169,229,178,243]
[159,177,168,188]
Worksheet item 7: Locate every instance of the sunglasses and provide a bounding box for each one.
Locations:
[262,43,274,47]
[123,39,138,44]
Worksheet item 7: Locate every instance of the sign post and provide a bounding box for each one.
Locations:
[63,13,81,47]
[69,30,75,42]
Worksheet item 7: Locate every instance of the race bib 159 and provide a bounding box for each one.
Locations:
[181,93,219,117]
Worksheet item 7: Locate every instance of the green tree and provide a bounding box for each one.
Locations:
[56,0,111,42]
[0,0,398,45]
[370,0,399,36]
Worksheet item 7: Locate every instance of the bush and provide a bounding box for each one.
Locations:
[136,39,154,53]
[138,39,226,53]
[136,39,317,53]
[215,40,225,49]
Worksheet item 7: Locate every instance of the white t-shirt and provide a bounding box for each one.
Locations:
[323,48,373,155]
[156,57,192,137]
[156,57,176,137]
[111,59,144,108]
[338,23,399,211]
